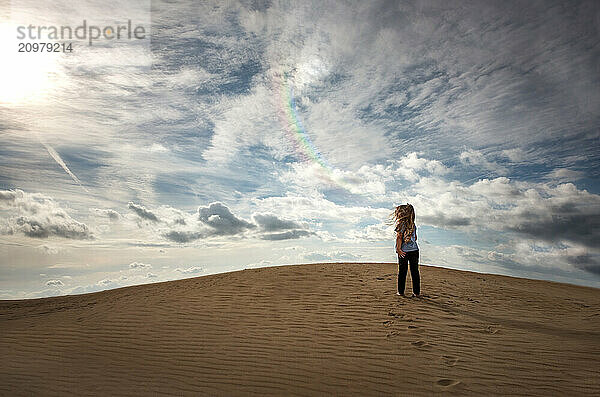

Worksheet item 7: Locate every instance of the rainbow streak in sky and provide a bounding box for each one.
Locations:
[276,71,350,189]
[282,72,331,170]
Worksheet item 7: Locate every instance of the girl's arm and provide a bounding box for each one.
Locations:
[396,233,406,257]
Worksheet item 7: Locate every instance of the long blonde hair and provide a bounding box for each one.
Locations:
[389,204,416,244]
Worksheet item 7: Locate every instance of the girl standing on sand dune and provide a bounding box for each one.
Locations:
[391,204,420,297]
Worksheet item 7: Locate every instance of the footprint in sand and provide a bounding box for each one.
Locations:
[386,331,401,338]
[407,325,418,329]
[411,340,431,349]
[436,378,460,388]
[485,325,500,334]
[442,355,458,366]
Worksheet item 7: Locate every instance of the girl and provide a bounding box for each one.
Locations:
[391,204,420,297]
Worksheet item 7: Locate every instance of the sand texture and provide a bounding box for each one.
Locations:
[1,263,599,396]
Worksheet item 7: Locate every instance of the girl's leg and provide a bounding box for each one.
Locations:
[398,254,409,295]
[408,250,420,295]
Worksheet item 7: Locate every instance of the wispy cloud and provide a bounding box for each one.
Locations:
[41,143,89,193]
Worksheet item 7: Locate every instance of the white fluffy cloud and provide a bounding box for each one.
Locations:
[129,262,152,270]
[304,251,360,261]
[408,177,600,249]
[0,190,92,240]
[174,266,203,275]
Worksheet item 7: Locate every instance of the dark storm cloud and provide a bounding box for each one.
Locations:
[252,213,303,231]
[159,204,314,242]
[252,213,314,241]
[12,216,92,239]
[260,229,313,241]
[128,202,160,222]
[124,202,309,243]
[567,254,600,276]
[508,204,600,249]
[198,202,256,235]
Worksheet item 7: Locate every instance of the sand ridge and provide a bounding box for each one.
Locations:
[1,263,599,396]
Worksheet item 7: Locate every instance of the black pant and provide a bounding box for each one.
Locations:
[398,250,420,295]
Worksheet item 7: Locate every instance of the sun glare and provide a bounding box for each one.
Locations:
[0,23,62,105]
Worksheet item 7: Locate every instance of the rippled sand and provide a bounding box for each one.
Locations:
[1,263,599,396]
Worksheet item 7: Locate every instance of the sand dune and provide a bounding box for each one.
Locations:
[1,263,599,396]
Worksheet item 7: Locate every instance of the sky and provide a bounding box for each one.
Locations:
[0,0,599,299]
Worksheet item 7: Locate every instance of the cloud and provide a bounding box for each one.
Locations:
[148,143,169,153]
[37,245,59,255]
[162,230,204,243]
[567,254,600,276]
[0,189,93,240]
[175,266,203,274]
[279,153,448,196]
[544,168,585,184]
[252,212,314,240]
[459,149,508,175]
[91,208,121,221]
[331,251,361,260]
[45,279,64,287]
[149,205,316,242]
[252,192,389,224]
[146,272,158,278]
[41,142,89,193]
[246,259,272,268]
[126,201,316,243]
[404,177,600,249]
[261,229,313,240]
[128,202,159,222]
[128,262,152,270]
[500,148,528,163]
[67,279,123,295]
[346,223,393,242]
[419,213,472,228]
[253,213,303,231]
[198,202,256,235]
[506,199,599,249]
[397,153,450,181]
[304,251,360,261]
[304,252,330,261]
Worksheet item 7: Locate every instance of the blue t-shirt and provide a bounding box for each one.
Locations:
[396,224,418,252]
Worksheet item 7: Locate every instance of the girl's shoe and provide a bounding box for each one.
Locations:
[396,292,404,296]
